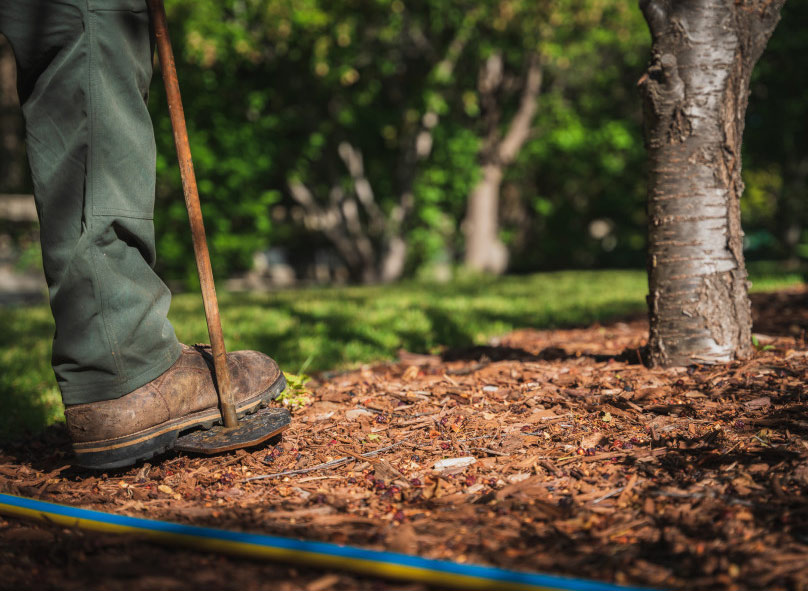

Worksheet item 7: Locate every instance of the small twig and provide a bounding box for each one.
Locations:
[348,442,403,457]
[753,435,772,447]
[336,446,369,462]
[243,442,404,482]
[539,459,562,477]
[397,413,439,426]
[557,448,666,467]
[617,474,640,506]
[470,447,509,457]
[335,445,405,479]
[245,458,351,481]
[591,486,625,505]
[297,476,344,483]
[649,489,755,507]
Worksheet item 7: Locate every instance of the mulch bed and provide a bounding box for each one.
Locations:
[2,289,808,591]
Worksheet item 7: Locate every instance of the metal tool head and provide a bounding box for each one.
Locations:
[174,408,291,454]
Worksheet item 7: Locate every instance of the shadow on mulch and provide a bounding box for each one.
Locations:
[437,287,808,368]
[441,344,648,365]
[0,424,182,484]
[752,289,808,338]
[0,520,397,591]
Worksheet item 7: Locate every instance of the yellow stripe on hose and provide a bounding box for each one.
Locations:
[1,501,556,591]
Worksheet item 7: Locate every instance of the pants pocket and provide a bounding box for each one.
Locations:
[87,4,156,220]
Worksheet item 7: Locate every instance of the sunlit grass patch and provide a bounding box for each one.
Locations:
[0,265,800,441]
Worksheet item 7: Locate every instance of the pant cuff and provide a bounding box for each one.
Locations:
[60,341,183,405]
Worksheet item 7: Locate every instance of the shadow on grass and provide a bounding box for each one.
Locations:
[215,291,648,375]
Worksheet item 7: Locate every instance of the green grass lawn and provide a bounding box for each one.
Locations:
[0,265,802,441]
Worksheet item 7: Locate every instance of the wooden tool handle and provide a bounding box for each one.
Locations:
[148,0,238,428]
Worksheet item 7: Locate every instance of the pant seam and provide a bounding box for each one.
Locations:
[85,1,126,382]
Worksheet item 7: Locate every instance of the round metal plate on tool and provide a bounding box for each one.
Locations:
[175,408,291,454]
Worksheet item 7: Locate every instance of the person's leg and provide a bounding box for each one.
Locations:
[2,0,287,469]
[0,0,181,404]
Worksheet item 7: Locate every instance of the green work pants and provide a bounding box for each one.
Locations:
[0,0,181,405]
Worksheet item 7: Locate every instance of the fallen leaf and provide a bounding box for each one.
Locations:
[346,409,374,421]
[744,397,771,410]
[433,456,476,474]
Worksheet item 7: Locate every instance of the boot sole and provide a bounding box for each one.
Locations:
[72,373,288,470]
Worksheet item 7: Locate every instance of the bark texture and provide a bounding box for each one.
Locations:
[640,0,784,367]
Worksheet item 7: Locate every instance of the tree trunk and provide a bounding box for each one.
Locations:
[640,0,784,367]
[464,164,508,273]
[464,53,542,274]
[380,235,407,282]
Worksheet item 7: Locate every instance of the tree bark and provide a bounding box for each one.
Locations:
[640,0,784,367]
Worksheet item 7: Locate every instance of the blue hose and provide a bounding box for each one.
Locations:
[0,493,658,591]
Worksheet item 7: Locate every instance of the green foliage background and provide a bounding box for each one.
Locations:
[743,0,808,262]
[146,0,803,283]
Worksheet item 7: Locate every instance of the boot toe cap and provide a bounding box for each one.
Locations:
[231,350,282,401]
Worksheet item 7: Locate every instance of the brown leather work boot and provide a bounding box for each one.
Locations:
[65,344,286,470]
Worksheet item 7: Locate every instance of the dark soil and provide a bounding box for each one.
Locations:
[2,289,808,591]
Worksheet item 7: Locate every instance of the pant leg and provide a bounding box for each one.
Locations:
[0,0,181,405]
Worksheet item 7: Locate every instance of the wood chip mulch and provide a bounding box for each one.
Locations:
[2,289,808,591]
